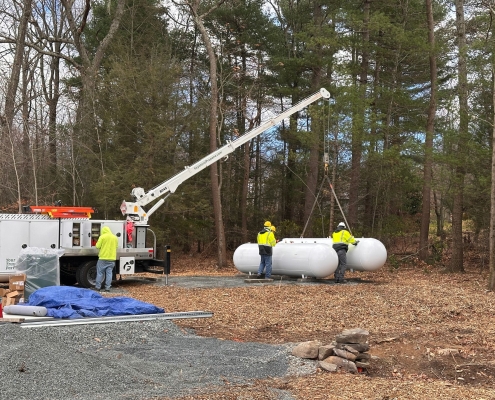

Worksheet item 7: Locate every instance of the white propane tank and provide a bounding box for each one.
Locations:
[279,238,333,245]
[279,237,387,272]
[233,242,338,278]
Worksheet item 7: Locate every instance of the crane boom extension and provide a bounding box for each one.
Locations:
[121,88,330,223]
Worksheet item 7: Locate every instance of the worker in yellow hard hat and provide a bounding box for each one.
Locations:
[332,222,358,284]
[256,221,276,279]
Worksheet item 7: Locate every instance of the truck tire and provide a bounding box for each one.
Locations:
[77,260,98,288]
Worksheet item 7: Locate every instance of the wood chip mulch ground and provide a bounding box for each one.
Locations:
[118,254,495,400]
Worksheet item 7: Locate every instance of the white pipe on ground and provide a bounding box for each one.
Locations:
[3,305,48,317]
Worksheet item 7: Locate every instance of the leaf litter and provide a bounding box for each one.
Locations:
[116,253,495,399]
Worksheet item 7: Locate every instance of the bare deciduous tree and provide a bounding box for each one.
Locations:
[0,0,32,212]
[180,0,227,267]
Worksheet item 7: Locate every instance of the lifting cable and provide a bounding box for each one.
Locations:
[325,175,353,237]
[300,96,353,238]
[300,96,331,238]
[300,178,327,238]
[300,175,351,238]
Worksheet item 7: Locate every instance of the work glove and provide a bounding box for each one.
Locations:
[354,241,359,246]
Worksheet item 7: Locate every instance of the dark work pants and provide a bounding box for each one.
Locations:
[334,249,347,281]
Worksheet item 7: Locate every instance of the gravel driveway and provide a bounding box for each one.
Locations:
[0,280,317,400]
[131,274,362,289]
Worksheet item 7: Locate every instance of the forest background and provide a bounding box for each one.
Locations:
[1,0,495,288]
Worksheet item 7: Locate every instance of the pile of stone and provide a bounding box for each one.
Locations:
[292,328,371,373]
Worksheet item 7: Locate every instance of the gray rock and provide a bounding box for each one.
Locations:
[318,361,338,372]
[322,356,358,373]
[291,340,322,359]
[318,344,335,360]
[341,344,359,355]
[356,352,371,360]
[334,342,370,352]
[355,361,370,369]
[333,348,357,361]
[335,328,369,344]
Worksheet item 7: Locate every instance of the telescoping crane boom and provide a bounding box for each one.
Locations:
[121,88,331,224]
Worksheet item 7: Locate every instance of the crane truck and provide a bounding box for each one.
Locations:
[0,88,330,288]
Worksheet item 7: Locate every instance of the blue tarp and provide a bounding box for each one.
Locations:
[24,286,165,319]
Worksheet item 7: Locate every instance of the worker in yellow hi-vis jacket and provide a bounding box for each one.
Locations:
[95,226,118,292]
[332,222,358,284]
[256,221,276,279]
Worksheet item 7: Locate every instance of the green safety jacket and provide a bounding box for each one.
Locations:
[96,226,119,261]
[332,228,356,252]
[257,228,276,256]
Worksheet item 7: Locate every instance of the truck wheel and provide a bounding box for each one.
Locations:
[77,260,98,288]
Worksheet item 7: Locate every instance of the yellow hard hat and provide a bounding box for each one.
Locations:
[271,226,276,232]
[264,221,271,227]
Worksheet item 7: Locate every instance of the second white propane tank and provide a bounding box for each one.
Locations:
[233,242,338,278]
[278,237,387,272]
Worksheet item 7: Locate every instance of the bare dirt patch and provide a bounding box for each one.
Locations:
[117,253,495,399]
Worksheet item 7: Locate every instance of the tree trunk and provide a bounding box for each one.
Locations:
[41,38,62,189]
[419,0,437,262]
[302,135,319,237]
[255,135,262,213]
[283,110,299,223]
[239,47,255,244]
[450,0,468,273]
[302,1,325,237]
[488,9,495,291]
[21,52,33,195]
[241,99,261,243]
[490,66,495,289]
[0,0,32,212]
[189,0,227,267]
[241,140,250,243]
[328,140,338,236]
[348,0,370,228]
[433,191,445,239]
